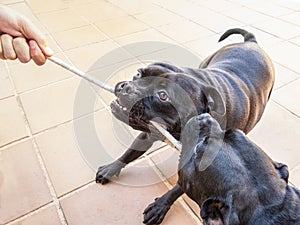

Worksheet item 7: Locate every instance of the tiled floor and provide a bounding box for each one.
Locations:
[0,0,299,224]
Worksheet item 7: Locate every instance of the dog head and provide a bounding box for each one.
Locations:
[111,62,225,138]
[200,197,234,225]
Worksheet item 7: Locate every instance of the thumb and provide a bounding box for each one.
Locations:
[19,18,54,57]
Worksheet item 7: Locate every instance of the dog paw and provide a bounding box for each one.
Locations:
[95,161,124,184]
[143,198,170,225]
[190,113,222,135]
[197,113,221,130]
[182,113,223,149]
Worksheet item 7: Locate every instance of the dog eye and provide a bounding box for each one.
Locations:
[133,72,142,80]
[158,91,170,102]
[133,68,144,80]
[136,72,142,78]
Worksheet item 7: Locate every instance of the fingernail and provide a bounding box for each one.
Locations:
[44,46,54,56]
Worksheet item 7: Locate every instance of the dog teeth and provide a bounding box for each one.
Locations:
[117,103,127,111]
[115,99,128,112]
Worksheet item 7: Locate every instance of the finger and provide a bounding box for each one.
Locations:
[13,37,30,63]
[19,18,53,57]
[0,39,4,59]
[29,40,46,66]
[1,34,17,60]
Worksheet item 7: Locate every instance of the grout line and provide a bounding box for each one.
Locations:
[0,94,14,101]
[146,156,173,189]
[147,157,202,224]
[16,75,77,96]
[36,14,118,128]
[57,180,95,200]
[4,61,68,225]
[273,76,300,91]
[31,107,106,137]
[4,202,56,225]
[0,135,30,149]
[271,100,300,119]
[290,163,300,173]
[273,60,300,76]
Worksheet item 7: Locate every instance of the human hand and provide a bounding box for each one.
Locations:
[0,6,53,65]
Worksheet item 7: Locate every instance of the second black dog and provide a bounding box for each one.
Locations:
[169,113,299,225]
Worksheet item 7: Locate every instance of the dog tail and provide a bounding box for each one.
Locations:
[218,28,257,43]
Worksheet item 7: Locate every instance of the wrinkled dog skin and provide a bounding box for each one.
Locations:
[178,113,300,225]
[96,28,276,224]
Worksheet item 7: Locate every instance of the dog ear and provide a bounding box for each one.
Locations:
[200,198,230,225]
[203,86,225,116]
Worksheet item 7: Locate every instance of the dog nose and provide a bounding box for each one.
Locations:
[115,81,135,95]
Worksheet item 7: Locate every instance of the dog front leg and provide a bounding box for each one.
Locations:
[143,184,184,224]
[96,132,155,184]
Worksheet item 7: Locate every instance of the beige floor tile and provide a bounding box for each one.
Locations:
[8,2,40,23]
[0,60,5,69]
[165,174,202,220]
[290,165,300,188]
[72,1,128,22]
[92,109,164,173]
[63,109,149,180]
[0,0,22,4]
[253,18,300,40]
[44,34,62,54]
[20,77,103,134]
[165,3,212,21]
[271,0,300,10]
[35,122,95,197]
[9,54,74,93]
[245,27,283,51]
[0,68,14,100]
[95,15,149,38]
[273,79,300,117]
[114,28,175,57]
[280,12,300,26]
[249,101,300,169]
[200,0,240,12]
[157,19,215,43]
[37,9,88,33]
[182,194,202,220]
[9,205,61,225]
[0,140,52,224]
[108,0,156,14]
[149,147,179,183]
[152,0,190,10]
[0,97,27,147]
[221,6,272,25]
[61,166,200,225]
[268,41,300,74]
[247,1,292,17]
[137,45,202,68]
[135,7,182,27]
[192,13,244,33]
[26,0,67,14]
[182,33,233,59]
[289,36,300,47]
[65,40,133,71]
[52,25,108,51]
[273,63,299,90]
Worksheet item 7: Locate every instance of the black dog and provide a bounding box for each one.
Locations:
[173,113,300,225]
[95,28,275,224]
